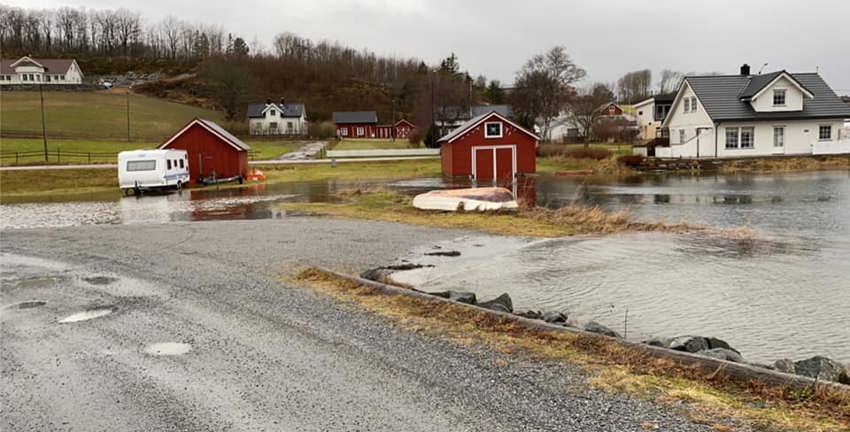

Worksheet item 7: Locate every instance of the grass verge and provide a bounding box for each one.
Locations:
[331,138,416,151]
[280,188,692,237]
[718,156,850,173]
[293,267,850,432]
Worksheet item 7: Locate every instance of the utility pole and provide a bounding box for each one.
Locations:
[126,86,132,142]
[39,84,48,161]
[391,98,397,142]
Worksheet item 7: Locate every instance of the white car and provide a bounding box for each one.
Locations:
[118,149,189,195]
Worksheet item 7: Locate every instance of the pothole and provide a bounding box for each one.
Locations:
[144,342,192,356]
[17,301,47,309]
[58,308,114,323]
[83,276,118,285]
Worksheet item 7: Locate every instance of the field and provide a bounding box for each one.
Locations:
[331,139,416,151]
[0,90,225,141]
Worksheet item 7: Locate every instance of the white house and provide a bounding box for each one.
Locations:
[0,56,84,85]
[633,93,675,140]
[657,64,850,158]
[247,99,308,136]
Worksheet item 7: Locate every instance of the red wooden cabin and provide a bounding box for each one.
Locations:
[158,118,251,184]
[376,119,416,139]
[333,111,378,138]
[438,111,539,182]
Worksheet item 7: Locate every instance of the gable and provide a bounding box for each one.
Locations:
[662,81,713,128]
[439,111,539,144]
[160,119,250,152]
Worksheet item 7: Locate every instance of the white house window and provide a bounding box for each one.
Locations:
[484,122,503,138]
[690,97,697,112]
[773,127,784,147]
[679,129,686,144]
[269,109,276,116]
[773,89,786,106]
[740,127,754,148]
[269,122,278,130]
[683,98,690,113]
[22,74,28,81]
[725,128,739,149]
[287,122,294,133]
[818,125,832,141]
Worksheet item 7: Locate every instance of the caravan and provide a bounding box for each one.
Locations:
[117,149,189,195]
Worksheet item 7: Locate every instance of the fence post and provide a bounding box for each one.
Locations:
[57,147,60,162]
[88,152,91,163]
[16,152,19,164]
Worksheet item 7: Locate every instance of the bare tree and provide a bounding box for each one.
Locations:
[658,69,684,94]
[114,9,141,56]
[567,83,615,142]
[511,46,585,139]
[617,69,652,103]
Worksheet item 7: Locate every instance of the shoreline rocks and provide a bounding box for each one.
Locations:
[584,321,621,338]
[478,294,513,313]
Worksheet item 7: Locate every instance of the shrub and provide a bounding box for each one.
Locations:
[617,155,646,167]
[309,121,337,139]
[408,128,422,146]
[564,147,612,160]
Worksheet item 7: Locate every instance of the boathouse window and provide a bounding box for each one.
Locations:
[485,122,503,138]
[819,125,832,141]
[725,128,739,149]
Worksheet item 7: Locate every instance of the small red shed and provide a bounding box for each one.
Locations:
[376,119,416,139]
[438,111,539,181]
[158,118,251,184]
[333,111,378,138]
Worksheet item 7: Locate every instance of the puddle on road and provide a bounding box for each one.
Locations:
[58,308,114,323]
[17,301,47,309]
[144,342,192,356]
[83,276,118,285]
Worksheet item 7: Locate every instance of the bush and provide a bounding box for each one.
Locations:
[424,124,441,148]
[564,147,613,160]
[617,155,646,167]
[408,128,422,146]
[308,121,337,139]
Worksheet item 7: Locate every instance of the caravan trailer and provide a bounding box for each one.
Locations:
[117,149,189,195]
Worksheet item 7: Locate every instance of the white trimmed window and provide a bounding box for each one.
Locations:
[773,89,786,106]
[690,97,697,112]
[269,109,276,116]
[340,128,348,136]
[484,122,503,138]
[740,127,754,148]
[773,127,784,147]
[356,127,365,136]
[818,125,832,141]
[725,128,739,149]
[683,98,690,113]
[679,129,686,144]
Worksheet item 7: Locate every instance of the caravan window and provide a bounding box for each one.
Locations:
[127,160,156,171]
[179,159,185,169]
[167,160,172,170]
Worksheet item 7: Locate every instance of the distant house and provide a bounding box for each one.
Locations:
[333,111,378,138]
[435,104,512,136]
[596,102,624,117]
[657,64,850,158]
[0,56,83,85]
[438,110,539,181]
[159,118,250,184]
[247,99,307,136]
[633,94,675,140]
[375,119,416,139]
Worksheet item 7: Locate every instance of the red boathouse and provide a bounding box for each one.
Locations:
[159,118,251,184]
[438,111,539,181]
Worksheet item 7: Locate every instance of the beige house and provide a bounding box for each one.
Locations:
[0,56,84,85]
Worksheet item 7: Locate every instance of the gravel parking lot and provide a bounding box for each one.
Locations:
[1,218,716,431]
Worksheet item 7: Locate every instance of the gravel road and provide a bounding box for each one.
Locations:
[1,218,720,431]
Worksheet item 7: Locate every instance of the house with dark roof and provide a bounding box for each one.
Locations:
[246,99,307,136]
[332,111,378,138]
[435,104,513,136]
[0,56,83,85]
[656,64,850,158]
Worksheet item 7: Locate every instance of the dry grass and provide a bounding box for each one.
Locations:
[293,268,850,432]
[719,156,850,173]
[280,189,694,238]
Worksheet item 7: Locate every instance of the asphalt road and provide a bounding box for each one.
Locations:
[1,218,719,431]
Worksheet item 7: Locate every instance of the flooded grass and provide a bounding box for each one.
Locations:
[293,267,850,432]
[281,189,695,237]
[718,156,850,174]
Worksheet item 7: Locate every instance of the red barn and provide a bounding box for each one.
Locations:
[158,118,251,184]
[438,111,539,181]
[333,111,378,138]
[376,119,416,139]
[597,102,625,117]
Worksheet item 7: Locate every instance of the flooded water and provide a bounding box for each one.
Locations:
[390,170,850,364]
[2,170,848,363]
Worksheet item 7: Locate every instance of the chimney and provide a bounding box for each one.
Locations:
[740,64,751,76]
[279,97,285,106]
[265,98,272,105]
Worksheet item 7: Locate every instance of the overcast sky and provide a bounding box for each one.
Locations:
[10,0,850,94]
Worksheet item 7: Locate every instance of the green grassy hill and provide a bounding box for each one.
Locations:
[0,90,225,141]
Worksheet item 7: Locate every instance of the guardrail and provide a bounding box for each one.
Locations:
[325,148,440,158]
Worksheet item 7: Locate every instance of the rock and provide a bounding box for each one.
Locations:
[424,250,461,257]
[705,337,739,354]
[668,336,709,353]
[698,348,744,363]
[643,337,672,348]
[542,311,568,324]
[478,293,513,313]
[412,187,519,212]
[360,264,433,281]
[773,359,796,374]
[793,356,849,383]
[583,321,621,338]
[516,310,543,320]
[429,290,477,305]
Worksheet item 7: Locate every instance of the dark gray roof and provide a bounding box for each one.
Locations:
[332,111,377,124]
[246,102,305,119]
[471,104,512,118]
[199,119,251,151]
[685,72,850,122]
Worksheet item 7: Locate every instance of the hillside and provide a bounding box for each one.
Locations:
[0,90,226,142]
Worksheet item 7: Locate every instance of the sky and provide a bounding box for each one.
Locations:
[10,0,850,94]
